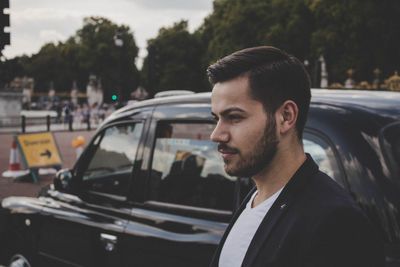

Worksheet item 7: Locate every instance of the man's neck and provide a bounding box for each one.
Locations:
[251,145,306,208]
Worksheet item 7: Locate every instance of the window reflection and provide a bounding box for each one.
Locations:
[381,123,400,180]
[149,122,236,211]
[85,124,143,178]
[303,133,342,186]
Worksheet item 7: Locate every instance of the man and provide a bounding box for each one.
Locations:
[208,46,384,267]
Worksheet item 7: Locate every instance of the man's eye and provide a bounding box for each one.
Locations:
[229,115,243,121]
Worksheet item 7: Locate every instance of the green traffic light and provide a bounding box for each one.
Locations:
[112,95,117,100]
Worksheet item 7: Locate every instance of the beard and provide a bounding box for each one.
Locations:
[221,117,279,178]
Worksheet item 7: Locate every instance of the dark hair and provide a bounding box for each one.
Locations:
[207,46,311,140]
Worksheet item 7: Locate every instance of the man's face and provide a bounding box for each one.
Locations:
[210,76,279,177]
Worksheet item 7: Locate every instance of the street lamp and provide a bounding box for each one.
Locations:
[113,31,123,105]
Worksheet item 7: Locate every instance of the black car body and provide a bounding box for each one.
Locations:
[1,89,399,267]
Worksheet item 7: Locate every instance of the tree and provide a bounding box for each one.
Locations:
[141,20,209,97]
[74,16,140,102]
[199,0,314,67]
[309,0,400,83]
[0,55,29,88]
[199,0,400,84]
[25,43,66,92]
[4,1,400,94]
[3,16,140,103]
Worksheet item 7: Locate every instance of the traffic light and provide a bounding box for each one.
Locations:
[1,0,10,51]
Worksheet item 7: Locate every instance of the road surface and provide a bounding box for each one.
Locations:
[0,130,95,200]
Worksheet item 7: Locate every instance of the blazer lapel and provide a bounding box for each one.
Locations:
[241,154,319,267]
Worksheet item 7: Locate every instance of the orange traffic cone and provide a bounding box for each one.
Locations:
[2,140,29,178]
[72,136,85,159]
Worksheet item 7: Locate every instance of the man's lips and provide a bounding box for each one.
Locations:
[218,144,238,159]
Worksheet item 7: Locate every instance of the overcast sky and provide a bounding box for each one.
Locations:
[2,0,214,67]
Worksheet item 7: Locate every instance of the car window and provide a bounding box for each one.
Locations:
[303,132,344,187]
[83,122,143,196]
[148,122,236,211]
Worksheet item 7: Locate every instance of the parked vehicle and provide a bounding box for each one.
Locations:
[1,89,399,267]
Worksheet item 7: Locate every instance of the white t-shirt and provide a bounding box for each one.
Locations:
[219,188,283,267]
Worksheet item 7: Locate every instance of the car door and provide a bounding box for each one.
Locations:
[36,118,147,267]
[120,103,240,267]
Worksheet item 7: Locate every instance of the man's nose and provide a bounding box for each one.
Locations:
[210,122,229,143]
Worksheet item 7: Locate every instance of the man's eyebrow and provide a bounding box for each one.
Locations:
[211,107,246,117]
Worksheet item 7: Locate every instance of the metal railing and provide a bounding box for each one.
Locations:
[0,114,100,133]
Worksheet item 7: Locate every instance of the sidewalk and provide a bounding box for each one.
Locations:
[0,130,95,200]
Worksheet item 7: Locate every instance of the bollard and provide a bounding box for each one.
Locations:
[87,118,91,131]
[72,136,85,159]
[46,115,50,132]
[69,116,73,131]
[21,115,26,133]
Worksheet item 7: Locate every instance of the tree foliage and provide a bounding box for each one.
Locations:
[2,16,140,103]
[0,55,29,86]
[75,17,140,101]
[199,0,400,84]
[141,21,209,97]
[199,0,314,66]
[309,0,400,82]
[2,1,400,94]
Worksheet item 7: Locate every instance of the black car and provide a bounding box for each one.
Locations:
[1,89,399,267]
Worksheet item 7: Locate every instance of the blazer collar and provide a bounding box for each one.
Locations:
[210,154,319,267]
[241,153,319,266]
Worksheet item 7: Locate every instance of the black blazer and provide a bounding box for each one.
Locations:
[210,154,384,267]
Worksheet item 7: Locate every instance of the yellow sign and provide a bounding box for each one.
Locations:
[17,132,62,168]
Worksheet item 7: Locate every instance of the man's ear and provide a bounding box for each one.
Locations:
[277,100,298,134]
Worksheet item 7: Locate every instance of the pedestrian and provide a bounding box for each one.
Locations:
[208,46,384,267]
[75,104,83,126]
[55,102,62,123]
[82,103,91,130]
[91,102,100,125]
[63,102,71,125]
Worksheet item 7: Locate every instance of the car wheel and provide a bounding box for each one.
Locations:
[8,253,32,267]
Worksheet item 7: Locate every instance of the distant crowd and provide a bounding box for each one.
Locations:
[47,101,116,127]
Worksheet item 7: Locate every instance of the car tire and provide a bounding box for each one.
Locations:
[8,253,32,267]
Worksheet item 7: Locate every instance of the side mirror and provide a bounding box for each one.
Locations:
[54,169,74,191]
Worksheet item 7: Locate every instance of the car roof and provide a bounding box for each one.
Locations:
[111,92,211,116]
[310,89,400,116]
[110,89,400,122]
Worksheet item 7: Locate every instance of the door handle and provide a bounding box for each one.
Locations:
[100,233,117,252]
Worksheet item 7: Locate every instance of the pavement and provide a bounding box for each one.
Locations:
[0,130,95,200]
